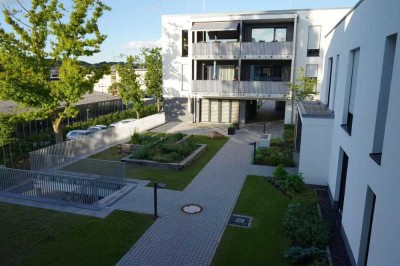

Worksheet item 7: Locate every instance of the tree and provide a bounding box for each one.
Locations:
[108,56,143,119]
[287,67,318,104]
[0,0,110,143]
[0,114,15,166]
[142,47,162,112]
[286,67,318,123]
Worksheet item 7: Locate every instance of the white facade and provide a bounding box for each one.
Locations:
[93,67,147,95]
[162,8,349,123]
[298,0,400,265]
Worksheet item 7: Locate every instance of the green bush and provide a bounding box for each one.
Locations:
[284,246,328,265]
[273,164,288,180]
[284,124,295,144]
[254,146,295,167]
[284,173,305,194]
[271,138,284,146]
[282,203,330,248]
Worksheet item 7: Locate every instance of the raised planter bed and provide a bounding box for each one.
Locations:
[121,144,207,171]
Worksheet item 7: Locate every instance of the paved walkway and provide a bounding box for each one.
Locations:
[116,124,294,266]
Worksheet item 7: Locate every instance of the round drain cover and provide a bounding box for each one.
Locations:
[181,204,203,214]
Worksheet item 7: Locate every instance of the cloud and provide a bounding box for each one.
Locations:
[122,38,162,50]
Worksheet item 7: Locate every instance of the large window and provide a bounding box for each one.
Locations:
[370,33,397,165]
[307,26,321,57]
[182,30,188,57]
[306,64,319,92]
[251,27,287,42]
[342,48,360,135]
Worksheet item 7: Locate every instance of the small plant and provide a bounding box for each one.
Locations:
[282,203,330,248]
[284,246,328,264]
[284,173,305,194]
[271,138,284,146]
[130,131,141,144]
[273,164,288,180]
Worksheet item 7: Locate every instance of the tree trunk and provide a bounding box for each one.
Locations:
[157,97,160,112]
[136,111,140,119]
[2,146,6,166]
[8,145,13,168]
[53,118,64,143]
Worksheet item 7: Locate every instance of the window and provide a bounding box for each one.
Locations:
[326,58,333,107]
[358,187,376,266]
[305,64,318,92]
[251,27,287,42]
[182,30,188,57]
[307,26,321,57]
[342,48,360,135]
[330,54,340,111]
[370,33,397,165]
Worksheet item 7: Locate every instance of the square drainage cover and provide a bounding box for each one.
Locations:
[228,214,253,228]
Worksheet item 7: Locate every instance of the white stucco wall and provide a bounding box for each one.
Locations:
[93,69,147,95]
[320,0,400,264]
[298,116,333,185]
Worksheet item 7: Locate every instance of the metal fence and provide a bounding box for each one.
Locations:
[0,168,124,209]
[29,112,166,157]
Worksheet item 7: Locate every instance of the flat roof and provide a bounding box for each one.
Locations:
[162,7,352,18]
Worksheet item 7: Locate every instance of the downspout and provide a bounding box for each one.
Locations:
[290,14,299,124]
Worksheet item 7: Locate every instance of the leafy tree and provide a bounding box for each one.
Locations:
[142,47,162,112]
[287,67,318,105]
[0,0,111,143]
[286,67,318,124]
[108,56,143,119]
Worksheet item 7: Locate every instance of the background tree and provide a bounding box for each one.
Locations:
[142,47,162,112]
[0,114,15,166]
[108,56,143,118]
[0,0,110,143]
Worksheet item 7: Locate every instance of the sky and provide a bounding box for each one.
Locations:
[1,0,359,63]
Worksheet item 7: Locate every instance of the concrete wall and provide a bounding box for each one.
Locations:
[93,69,147,95]
[320,0,400,265]
[298,116,333,185]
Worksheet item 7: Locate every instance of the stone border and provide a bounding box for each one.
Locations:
[121,144,207,171]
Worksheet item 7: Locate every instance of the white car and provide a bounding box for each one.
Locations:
[65,130,93,141]
[87,126,104,132]
[109,118,136,127]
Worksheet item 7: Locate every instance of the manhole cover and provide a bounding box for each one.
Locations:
[181,204,203,214]
[228,214,253,228]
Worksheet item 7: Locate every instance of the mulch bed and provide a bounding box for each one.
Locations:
[316,188,351,266]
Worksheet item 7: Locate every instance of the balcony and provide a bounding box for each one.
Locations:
[192,80,289,98]
[241,41,293,59]
[192,42,241,59]
[239,81,289,97]
[191,80,239,96]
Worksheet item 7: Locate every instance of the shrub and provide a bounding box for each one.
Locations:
[254,147,295,167]
[283,124,295,144]
[130,131,141,144]
[273,164,288,180]
[271,138,284,146]
[284,246,328,264]
[284,173,305,194]
[282,203,330,248]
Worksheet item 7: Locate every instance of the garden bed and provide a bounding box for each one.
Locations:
[121,144,207,170]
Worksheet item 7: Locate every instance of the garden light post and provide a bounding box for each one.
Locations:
[249,142,256,164]
[154,182,166,218]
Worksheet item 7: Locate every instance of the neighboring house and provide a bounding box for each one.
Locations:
[161,8,350,123]
[93,65,147,95]
[296,0,400,265]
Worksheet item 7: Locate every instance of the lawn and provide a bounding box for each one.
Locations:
[90,135,228,191]
[212,175,292,266]
[0,203,153,266]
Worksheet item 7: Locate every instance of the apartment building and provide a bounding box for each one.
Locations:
[93,65,147,95]
[162,8,349,124]
[296,0,400,265]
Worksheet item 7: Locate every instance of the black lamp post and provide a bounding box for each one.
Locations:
[154,182,166,218]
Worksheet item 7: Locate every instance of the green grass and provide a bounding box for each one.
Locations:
[212,176,292,266]
[89,135,228,191]
[0,203,153,266]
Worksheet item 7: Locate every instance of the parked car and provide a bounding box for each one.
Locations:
[94,125,108,130]
[109,118,136,127]
[65,130,93,141]
[87,126,104,132]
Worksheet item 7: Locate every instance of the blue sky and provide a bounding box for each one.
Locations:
[1,0,358,63]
